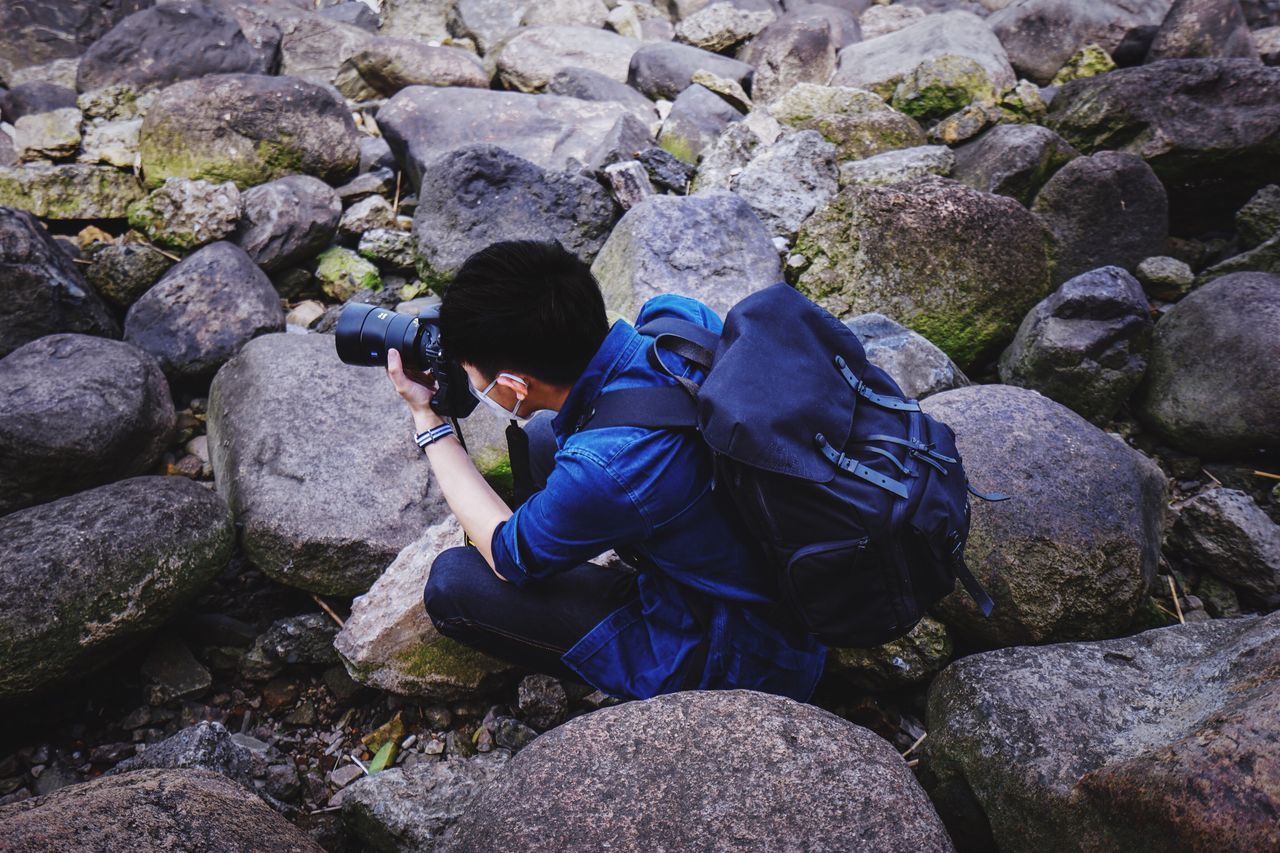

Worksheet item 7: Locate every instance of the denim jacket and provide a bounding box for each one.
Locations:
[490,293,827,701]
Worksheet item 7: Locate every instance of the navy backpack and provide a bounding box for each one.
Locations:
[576,282,1009,648]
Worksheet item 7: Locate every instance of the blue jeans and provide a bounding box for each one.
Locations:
[423,411,641,683]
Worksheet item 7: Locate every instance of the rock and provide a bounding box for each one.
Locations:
[831,11,1015,118]
[316,246,382,301]
[359,229,416,270]
[493,25,641,93]
[1257,24,1280,65]
[1235,183,1280,249]
[767,82,926,161]
[1044,59,1280,236]
[657,83,745,164]
[1134,255,1194,301]
[126,178,242,251]
[824,615,952,690]
[734,8,847,105]
[986,0,1172,85]
[13,107,82,161]
[0,0,152,80]
[411,145,617,289]
[206,332,445,595]
[626,41,756,102]
[85,239,174,308]
[791,175,1052,369]
[925,612,1280,851]
[920,384,1166,647]
[321,1,381,32]
[675,2,774,51]
[638,145,698,193]
[844,313,969,400]
[270,8,376,91]
[520,0,610,28]
[377,86,639,185]
[110,721,254,787]
[124,241,285,388]
[341,753,511,852]
[517,674,568,730]
[1,82,78,120]
[451,690,955,850]
[1049,43,1118,86]
[730,129,837,239]
[491,716,538,751]
[242,613,340,681]
[592,190,781,320]
[0,476,233,699]
[78,117,142,168]
[1194,229,1280,284]
[138,73,360,190]
[858,3,926,39]
[1135,272,1280,457]
[1146,0,1258,62]
[836,144,953,188]
[689,121,764,193]
[140,634,212,704]
[234,175,341,272]
[604,161,656,210]
[998,266,1153,424]
[1031,151,1169,286]
[447,0,526,55]
[546,66,660,128]
[951,123,1078,206]
[0,163,146,220]
[336,38,488,100]
[0,334,174,515]
[606,1,676,41]
[75,1,276,95]
[0,769,322,851]
[339,195,398,240]
[1167,488,1280,605]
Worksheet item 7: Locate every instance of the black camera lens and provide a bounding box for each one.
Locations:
[334,303,427,369]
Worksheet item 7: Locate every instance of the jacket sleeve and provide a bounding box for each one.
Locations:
[634,293,725,334]
[489,445,652,587]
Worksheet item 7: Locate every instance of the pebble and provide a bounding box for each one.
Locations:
[329,762,364,788]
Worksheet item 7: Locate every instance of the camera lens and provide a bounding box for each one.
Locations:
[334,303,424,369]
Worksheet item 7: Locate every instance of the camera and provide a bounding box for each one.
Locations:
[333,302,480,420]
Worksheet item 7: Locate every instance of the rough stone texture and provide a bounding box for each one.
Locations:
[690,121,766,193]
[1031,150,1169,285]
[951,122,1078,206]
[791,175,1053,369]
[520,0,610,28]
[675,2,774,51]
[656,82,745,164]
[998,266,1153,424]
[272,7,376,92]
[732,128,837,239]
[127,177,242,251]
[1134,255,1194,301]
[1167,488,1280,605]
[79,116,143,168]
[335,517,515,700]
[0,0,153,80]
[234,175,341,272]
[920,384,1167,647]
[336,38,488,100]
[546,66,660,129]
[447,0,526,55]
[1044,58,1280,236]
[206,332,446,595]
[735,7,851,104]
[242,613,339,681]
[626,41,756,101]
[1193,229,1280,285]
[85,239,174,307]
[0,163,146,220]
[0,334,175,515]
[768,82,926,162]
[341,752,512,852]
[377,86,638,187]
[138,73,360,190]
[13,107,82,161]
[859,3,926,39]
[1146,0,1258,62]
[0,207,119,358]
[493,25,641,93]
[1,82,79,120]
[316,246,381,301]
[108,721,254,789]
[124,241,285,388]
[1135,271,1280,457]
[591,190,782,321]
[845,313,969,400]
[838,144,954,188]
[0,476,233,700]
[0,768,322,851]
[451,690,955,851]
[925,612,1280,852]
[1235,183,1280,249]
[825,615,953,690]
[411,145,617,289]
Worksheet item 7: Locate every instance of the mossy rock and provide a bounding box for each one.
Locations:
[0,164,145,220]
[316,247,381,301]
[890,54,998,121]
[769,83,926,161]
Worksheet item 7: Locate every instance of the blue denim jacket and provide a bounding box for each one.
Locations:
[490,293,827,701]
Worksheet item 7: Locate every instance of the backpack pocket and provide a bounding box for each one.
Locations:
[781,536,901,647]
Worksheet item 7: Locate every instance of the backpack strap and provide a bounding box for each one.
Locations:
[576,386,700,432]
[636,318,720,396]
[951,551,996,616]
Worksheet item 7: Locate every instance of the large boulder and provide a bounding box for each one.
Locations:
[451,690,956,851]
[493,25,642,92]
[0,334,174,515]
[0,163,146,220]
[728,128,837,239]
[768,82,927,161]
[271,7,377,91]
[1135,271,1280,457]
[138,73,360,189]
[0,207,119,358]
[1146,0,1258,62]
[411,145,618,289]
[1045,59,1280,236]
[920,384,1167,647]
[124,241,285,389]
[735,7,854,105]
[206,332,446,595]
[0,476,233,700]
[845,313,969,400]
[656,82,745,164]
[233,174,342,272]
[950,122,1079,206]
[0,768,323,851]
[334,517,516,701]
[925,612,1280,851]
[791,175,1053,369]
[591,190,782,321]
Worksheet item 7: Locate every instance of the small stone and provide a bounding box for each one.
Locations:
[675,2,773,52]
[357,228,416,269]
[316,246,381,301]
[491,716,538,751]
[329,762,365,788]
[446,729,475,758]
[285,300,327,330]
[423,736,446,755]
[1135,256,1195,301]
[79,118,142,168]
[1050,43,1117,87]
[517,675,568,730]
[339,195,398,239]
[141,634,212,705]
[838,145,955,189]
[127,178,242,251]
[926,102,1000,146]
[604,160,655,210]
[636,146,694,193]
[262,677,299,714]
[89,742,136,764]
[690,69,752,113]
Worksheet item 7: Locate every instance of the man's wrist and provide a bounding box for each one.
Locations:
[412,407,446,432]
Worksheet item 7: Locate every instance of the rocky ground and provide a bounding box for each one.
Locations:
[2,0,1280,850]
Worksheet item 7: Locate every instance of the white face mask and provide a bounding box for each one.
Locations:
[469,372,531,424]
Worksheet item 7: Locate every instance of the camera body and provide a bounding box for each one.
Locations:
[334,302,480,420]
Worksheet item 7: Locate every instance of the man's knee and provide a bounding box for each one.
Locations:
[423,546,475,627]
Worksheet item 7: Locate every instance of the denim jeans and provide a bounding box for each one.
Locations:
[423,411,642,683]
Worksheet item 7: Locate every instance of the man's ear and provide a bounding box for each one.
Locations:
[496,372,529,399]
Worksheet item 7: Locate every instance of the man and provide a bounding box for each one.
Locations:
[385,239,825,702]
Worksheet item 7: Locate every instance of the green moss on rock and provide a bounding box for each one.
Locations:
[316,247,381,301]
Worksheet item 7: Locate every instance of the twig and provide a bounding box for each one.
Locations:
[349,754,370,776]
[311,593,346,629]
[393,170,402,214]
[72,257,93,265]
[1167,575,1184,625]
[1254,470,1280,481]
[308,805,342,815]
[905,758,919,769]
[1201,468,1222,486]
[901,732,927,759]
[153,246,182,263]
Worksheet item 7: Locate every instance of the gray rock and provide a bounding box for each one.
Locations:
[1235,183,1280,249]
[838,144,955,188]
[675,2,775,51]
[844,313,969,399]
[592,190,781,320]
[604,160,657,210]
[1033,151,1169,286]
[857,3,925,39]
[951,123,1078,206]
[1194,229,1280,285]
[493,25,642,93]
[926,612,1280,851]
[520,0,610,28]
[731,128,837,238]
[998,266,1153,424]
[606,1,677,41]
[0,82,78,120]
[13,107,81,161]
[0,769,323,851]
[1167,488,1280,605]
[517,674,568,729]
[321,1,381,31]
[411,144,617,289]
[124,241,285,388]
[126,177,242,252]
[234,175,341,272]
[638,145,697,192]
[378,0,453,43]
[734,8,846,105]
[546,66,660,128]
[78,116,142,168]
[359,228,416,270]
[0,207,119,358]
[242,613,340,681]
[85,240,174,308]
[690,121,764,193]
[1135,272,1280,457]
[824,615,952,690]
[273,8,377,92]
[626,41,756,101]
[1257,24,1280,65]
[767,82,926,161]
[0,163,146,220]
[1146,0,1257,62]
[336,38,488,100]
[447,0,526,55]
[0,476,233,700]
[450,690,955,851]
[140,634,212,704]
[0,0,151,80]
[206,332,446,595]
[1133,255,1194,301]
[340,195,398,241]
[0,334,174,515]
[657,83,745,164]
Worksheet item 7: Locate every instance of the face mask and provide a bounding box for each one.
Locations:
[469,372,531,424]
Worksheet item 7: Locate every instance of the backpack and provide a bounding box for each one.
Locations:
[574,282,1009,649]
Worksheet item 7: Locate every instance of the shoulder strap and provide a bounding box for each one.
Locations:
[636,318,720,395]
[576,386,699,432]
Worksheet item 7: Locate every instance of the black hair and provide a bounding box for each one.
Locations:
[439,239,610,387]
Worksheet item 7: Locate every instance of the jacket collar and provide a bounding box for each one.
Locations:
[551,319,641,441]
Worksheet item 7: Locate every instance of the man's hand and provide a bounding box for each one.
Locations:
[386,348,439,421]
